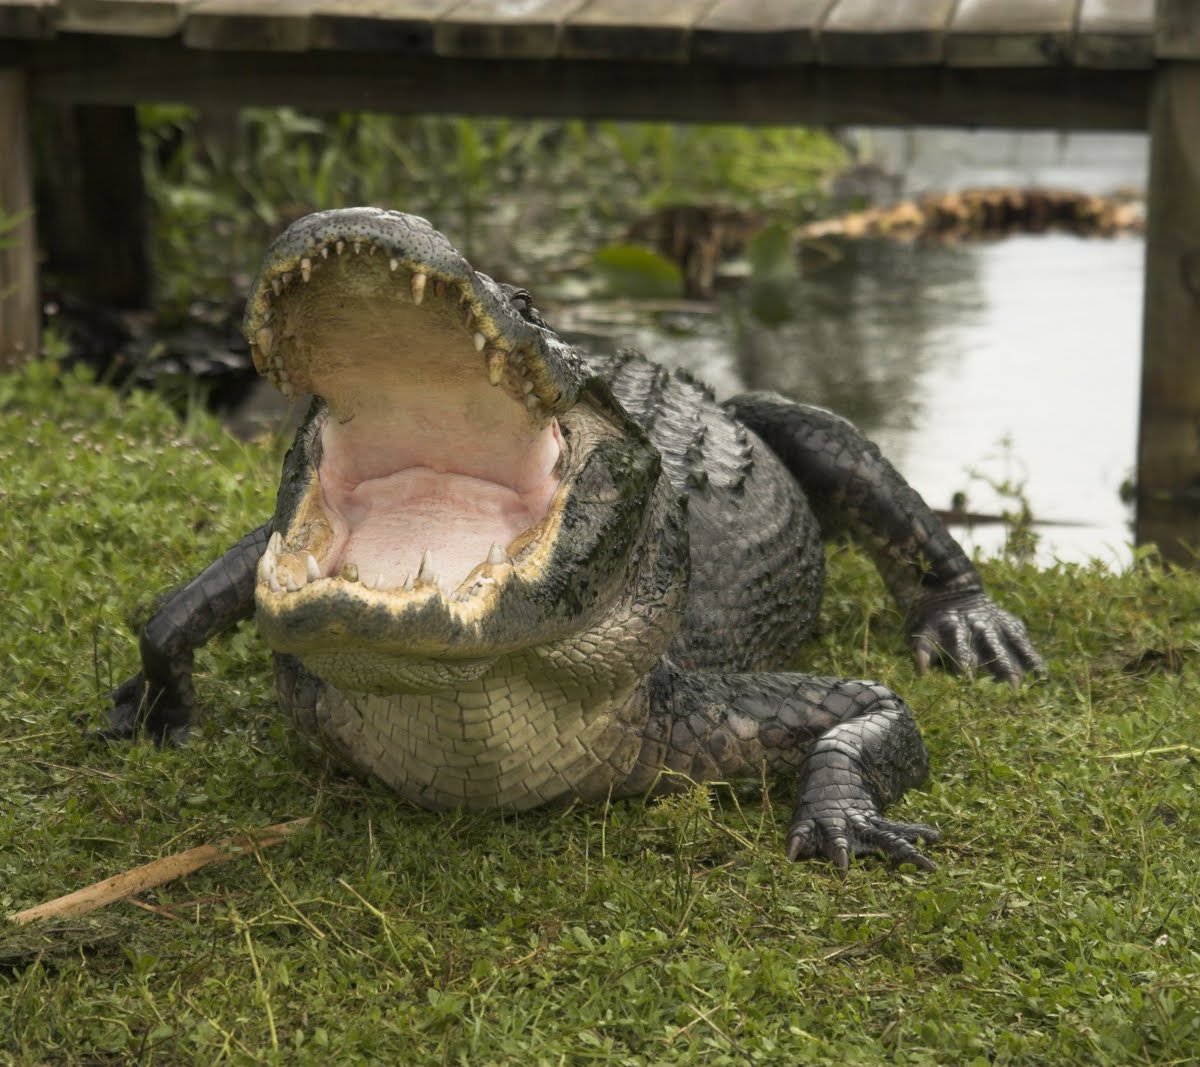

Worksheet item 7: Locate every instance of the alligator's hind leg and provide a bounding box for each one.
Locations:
[101,523,271,744]
[618,664,939,872]
[725,392,1042,683]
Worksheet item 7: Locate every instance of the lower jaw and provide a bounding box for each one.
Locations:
[297,648,498,695]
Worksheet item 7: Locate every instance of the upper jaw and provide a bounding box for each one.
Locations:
[242,207,587,418]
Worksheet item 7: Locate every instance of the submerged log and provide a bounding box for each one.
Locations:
[803,187,1144,241]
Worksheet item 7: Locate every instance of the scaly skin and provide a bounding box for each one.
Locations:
[105,208,1043,873]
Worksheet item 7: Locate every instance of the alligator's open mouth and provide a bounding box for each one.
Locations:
[243,210,585,631]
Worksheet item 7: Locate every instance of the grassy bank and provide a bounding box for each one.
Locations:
[1,361,1198,1065]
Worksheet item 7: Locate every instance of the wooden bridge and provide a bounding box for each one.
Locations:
[1,0,1198,556]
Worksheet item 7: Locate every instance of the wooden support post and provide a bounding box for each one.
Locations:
[33,103,151,308]
[0,68,39,368]
[1136,62,1200,560]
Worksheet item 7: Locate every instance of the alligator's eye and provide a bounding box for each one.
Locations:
[506,287,548,329]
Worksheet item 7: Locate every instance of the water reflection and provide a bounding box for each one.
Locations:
[735,239,984,441]
[558,233,1141,567]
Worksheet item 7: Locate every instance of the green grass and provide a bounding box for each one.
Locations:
[1,362,1198,1065]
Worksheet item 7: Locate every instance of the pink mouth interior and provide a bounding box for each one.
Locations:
[319,408,563,591]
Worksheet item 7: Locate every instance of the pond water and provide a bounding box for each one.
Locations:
[561,233,1142,568]
[559,131,1149,568]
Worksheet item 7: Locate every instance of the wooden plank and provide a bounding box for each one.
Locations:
[0,0,57,38]
[22,36,1154,130]
[1076,0,1154,69]
[819,0,956,66]
[0,69,39,368]
[183,0,313,51]
[57,0,184,36]
[560,0,708,62]
[947,0,1079,67]
[434,0,584,60]
[693,0,832,65]
[308,0,458,53]
[1158,0,1200,60]
[1136,63,1200,559]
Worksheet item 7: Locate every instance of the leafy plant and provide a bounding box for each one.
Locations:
[137,109,847,322]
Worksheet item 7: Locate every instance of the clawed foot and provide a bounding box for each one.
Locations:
[786,806,940,873]
[910,590,1043,687]
[89,673,191,746]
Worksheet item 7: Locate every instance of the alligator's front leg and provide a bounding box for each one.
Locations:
[618,664,939,872]
[101,523,271,744]
[726,392,1042,684]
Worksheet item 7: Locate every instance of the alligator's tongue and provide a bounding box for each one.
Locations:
[319,419,562,592]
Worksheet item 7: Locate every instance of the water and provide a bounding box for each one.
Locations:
[559,130,1148,567]
[852,127,1149,197]
[559,234,1141,566]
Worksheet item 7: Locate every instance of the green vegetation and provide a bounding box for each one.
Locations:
[139,108,845,318]
[2,362,1198,1064]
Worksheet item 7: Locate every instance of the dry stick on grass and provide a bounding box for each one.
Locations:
[8,817,313,925]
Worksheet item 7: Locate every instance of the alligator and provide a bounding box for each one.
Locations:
[105,208,1043,872]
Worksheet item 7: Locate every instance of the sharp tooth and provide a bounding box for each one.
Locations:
[522,379,535,394]
[305,553,321,582]
[286,574,302,592]
[269,576,282,594]
[373,573,384,590]
[256,326,273,358]
[321,246,330,259]
[487,543,507,565]
[368,244,377,256]
[473,331,487,352]
[340,562,359,582]
[433,279,446,298]
[411,272,427,305]
[280,272,292,288]
[389,257,400,273]
[417,549,435,583]
[268,531,283,554]
[525,394,539,411]
[486,350,506,386]
[464,308,475,330]
[262,548,277,572]
[271,278,282,296]
[353,241,362,254]
[402,573,414,592]
[281,381,295,400]
[336,240,345,255]
[300,257,312,282]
